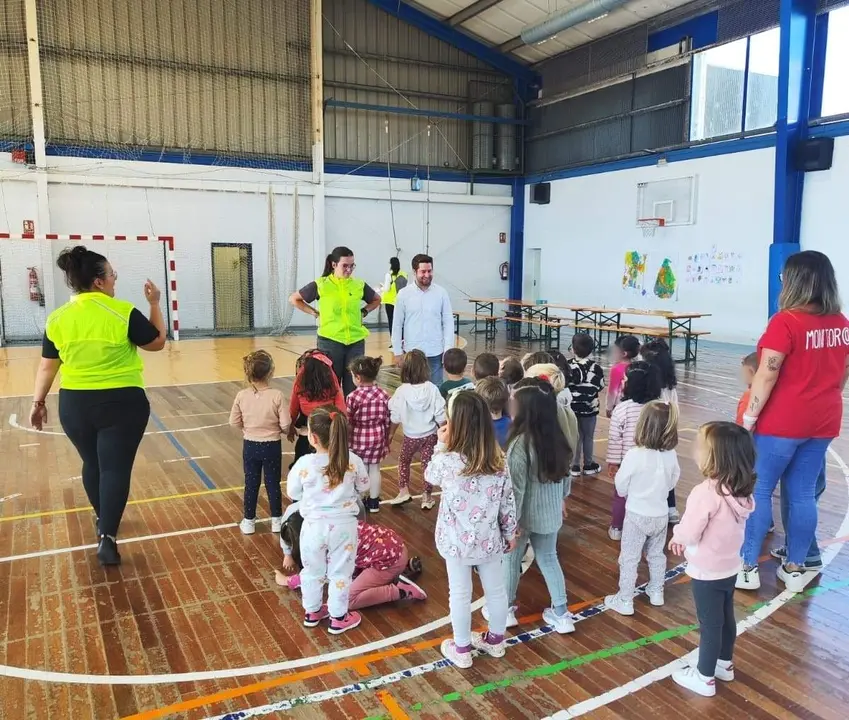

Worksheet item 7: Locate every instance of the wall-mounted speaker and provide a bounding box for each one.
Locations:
[794,137,834,172]
[530,182,551,204]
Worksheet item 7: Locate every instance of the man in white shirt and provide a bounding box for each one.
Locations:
[392,254,455,385]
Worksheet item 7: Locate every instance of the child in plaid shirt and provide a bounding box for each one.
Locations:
[347,356,391,514]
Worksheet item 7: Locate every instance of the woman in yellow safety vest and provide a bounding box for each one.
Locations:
[30,245,167,566]
[382,257,408,342]
[289,245,381,395]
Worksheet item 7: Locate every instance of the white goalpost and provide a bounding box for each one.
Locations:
[0,233,179,345]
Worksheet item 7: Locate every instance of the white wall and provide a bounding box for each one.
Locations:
[801,135,849,299]
[0,153,512,339]
[524,148,776,345]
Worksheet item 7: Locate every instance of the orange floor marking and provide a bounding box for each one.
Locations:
[377,690,410,719]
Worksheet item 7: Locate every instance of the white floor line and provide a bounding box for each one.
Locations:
[546,443,849,719]
[163,456,211,464]
[0,493,22,503]
[8,414,229,436]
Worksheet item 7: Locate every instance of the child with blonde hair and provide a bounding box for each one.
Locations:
[425,391,517,669]
[229,350,291,535]
[388,349,446,509]
[524,364,579,455]
[347,356,390,513]
[604,401,680,615]
[669,422,755,697]
[287,407,370,634]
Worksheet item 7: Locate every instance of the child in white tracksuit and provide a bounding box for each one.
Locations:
[286,406,369,635]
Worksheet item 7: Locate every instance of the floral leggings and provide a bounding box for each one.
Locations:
[399,433,437,493]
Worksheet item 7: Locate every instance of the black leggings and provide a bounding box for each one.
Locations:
[691,575,737,676]
[317,336,365,397]
[243,439,283,519]
[59,388,150,538]
[386,303,395,337]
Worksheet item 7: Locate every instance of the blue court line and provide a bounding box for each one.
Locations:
[149,411,216,489]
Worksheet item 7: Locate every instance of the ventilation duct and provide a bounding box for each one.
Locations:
[520,0,630,45]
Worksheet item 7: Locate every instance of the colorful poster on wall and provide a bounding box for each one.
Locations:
[685,247,744,286]
[653,258,677,299]
[622,250,647,294]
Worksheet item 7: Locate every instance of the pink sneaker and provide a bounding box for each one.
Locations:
[303,605,329,628]
[328,611,362,635]
[396,575,427,601]
[288,574,302,591]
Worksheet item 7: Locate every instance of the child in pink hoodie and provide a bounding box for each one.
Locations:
[668,422,755,698]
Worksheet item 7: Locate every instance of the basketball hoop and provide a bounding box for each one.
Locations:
[637,217,665,238]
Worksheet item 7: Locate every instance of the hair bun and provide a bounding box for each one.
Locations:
[57,245,87,272]
[72,245,88,255]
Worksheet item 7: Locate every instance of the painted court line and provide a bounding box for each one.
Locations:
[8,413,229,436]
[150,411,216,489]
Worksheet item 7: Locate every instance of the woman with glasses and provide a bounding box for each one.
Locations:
[30,245,167,566]
[289,246,381,396]
[737,250,849,593]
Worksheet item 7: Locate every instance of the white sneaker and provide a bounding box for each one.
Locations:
[715,660,734,682]
[482,604,518,628]
[440,639,473,669]
[777,564,812,593]
[735,565,760,590]
[471,631,506,658]
[672,666,716,697]
[420,492,436,510]
[543,607,575,634]
[648,591,664,607]
[270,516,283,533]
[608,527,622,541]
[239,518,256,535]
[387,491,412,506]
[604,594,634,616]
[667,507,680,524]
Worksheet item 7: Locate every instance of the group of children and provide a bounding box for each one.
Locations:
[226,334,758,700]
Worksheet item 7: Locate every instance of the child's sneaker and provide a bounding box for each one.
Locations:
[367,497,380,513]
[667,507,680,524]
[471,631,505,658]
[570,465,582,477]
[672,666,716,697]
[608,527,622,541]
[736,565,760,590]
[303,605,329,627]
[648,590,664,607]
[421,492,436,510]
[404,556,423,579]
[239,518,256,535]
[604,594,634,616]
[328,611,361,635]
[583,462,601,476]
[441,639,473,669]
[482,604,518,628]
[387,490,412,506]
[270,516,283,533]
[715,659,734,682]
[396,576,427,601]
[542,607,575,634]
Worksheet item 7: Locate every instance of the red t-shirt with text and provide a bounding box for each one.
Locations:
[756,310,849,438]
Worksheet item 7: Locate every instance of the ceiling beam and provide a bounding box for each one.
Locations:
[448,0,503,26]
[498,36,525,54]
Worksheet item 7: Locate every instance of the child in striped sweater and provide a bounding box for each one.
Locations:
[606,361,662,540]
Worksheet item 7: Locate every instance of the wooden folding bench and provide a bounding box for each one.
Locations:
[453,311,500,341]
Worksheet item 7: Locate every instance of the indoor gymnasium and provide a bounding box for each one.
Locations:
[1,0,849,718]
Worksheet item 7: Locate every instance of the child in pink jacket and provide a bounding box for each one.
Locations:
[668,422,755,699]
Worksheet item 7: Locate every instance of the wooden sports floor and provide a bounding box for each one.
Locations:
[1,330,848,720]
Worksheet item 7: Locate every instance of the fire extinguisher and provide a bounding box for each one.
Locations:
[499,262,509,281]
[28,267,44,307]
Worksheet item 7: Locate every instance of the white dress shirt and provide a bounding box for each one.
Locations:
[391,281,454,358]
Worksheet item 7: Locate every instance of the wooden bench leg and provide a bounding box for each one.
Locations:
[454,315,459,338]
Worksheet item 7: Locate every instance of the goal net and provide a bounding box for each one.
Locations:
[0,234,174,344]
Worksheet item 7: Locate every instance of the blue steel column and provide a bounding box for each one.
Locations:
[508,176,525,302]
[770,0,818,316]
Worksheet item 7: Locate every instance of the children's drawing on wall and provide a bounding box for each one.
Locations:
[653,258,677,300]
[685,247,743,286]
[622,250,648,295]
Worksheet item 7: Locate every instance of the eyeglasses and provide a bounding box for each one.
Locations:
[338,263,356,271]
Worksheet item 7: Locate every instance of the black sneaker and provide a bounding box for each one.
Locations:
[405,555,423,580]
[368,497,381,513]
[583,462,601,476]
[769,546,823,571]
[97,536,121,566]
[570,465,582,477]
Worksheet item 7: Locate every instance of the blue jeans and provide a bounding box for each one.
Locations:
[742,435,831,567]
[504,531,567,610]
[780,465,826,563]
[427,354,444,386]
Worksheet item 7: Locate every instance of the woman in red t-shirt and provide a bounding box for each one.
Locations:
[737,251,849,594]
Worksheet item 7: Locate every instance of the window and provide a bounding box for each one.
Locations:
[745,28,780,131]
[690,39,747,141]
[822,6,849,117]
[689,29,781,141]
